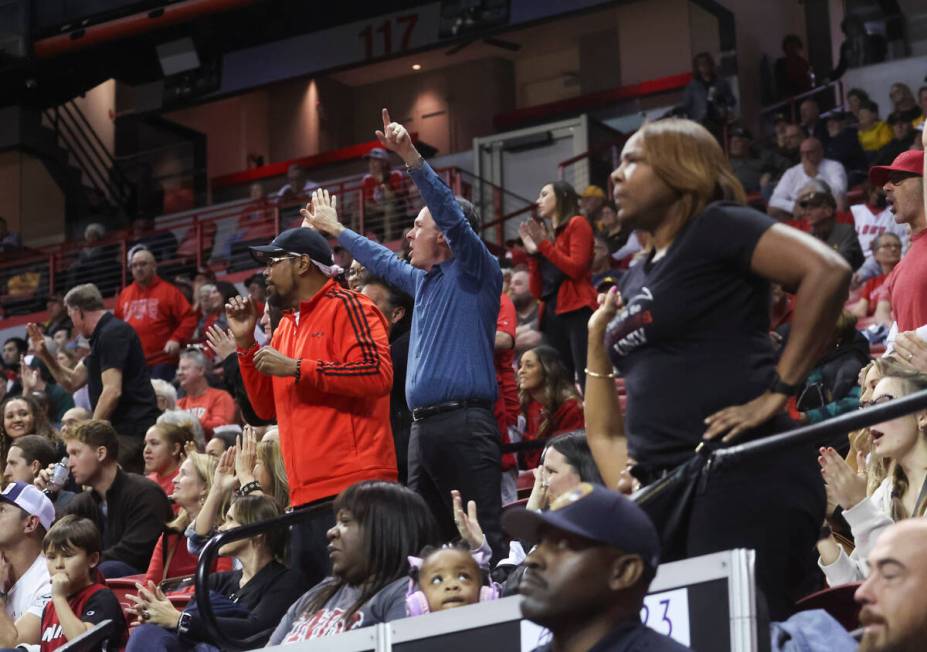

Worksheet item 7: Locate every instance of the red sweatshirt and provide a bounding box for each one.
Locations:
[178,386,237,439]
[522,397,585,469]
[528,215,598,316]
[239,279,396,507]
[115,276,197,366]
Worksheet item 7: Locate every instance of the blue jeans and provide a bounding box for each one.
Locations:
[127,624,219,652]
[99,559,141,578]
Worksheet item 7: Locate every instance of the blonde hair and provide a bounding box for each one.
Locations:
[636,119,746,220]
[880,371,927,520]
[257,439,290,513]
[167,451,223,532]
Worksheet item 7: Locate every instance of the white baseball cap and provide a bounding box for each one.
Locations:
[0,482,56,531]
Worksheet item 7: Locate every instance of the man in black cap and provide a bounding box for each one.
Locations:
[225,226,396,587]
[504,484,690,652]
[872,112,917,167]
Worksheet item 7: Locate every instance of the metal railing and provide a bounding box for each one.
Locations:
[759,80,845,127]
[0,164,540,318]
[43,99,134,212]
[195,501,333,651]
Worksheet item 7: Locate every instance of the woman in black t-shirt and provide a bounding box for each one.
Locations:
[589,118,851,619]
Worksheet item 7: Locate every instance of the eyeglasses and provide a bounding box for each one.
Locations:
[797,197,828,209]
[264,253,305,268]
[877,243,902,250]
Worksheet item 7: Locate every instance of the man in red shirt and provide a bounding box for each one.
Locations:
[494,292,520,503]
[114,247,197,381]
[176,349,236,439]
[871,150,927,333]
[226,226,395,588]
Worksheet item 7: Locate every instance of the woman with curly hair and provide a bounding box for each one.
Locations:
[517,345,583,469]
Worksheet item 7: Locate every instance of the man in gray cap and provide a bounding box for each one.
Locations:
[225,226,397,588]
[504,484,690,652]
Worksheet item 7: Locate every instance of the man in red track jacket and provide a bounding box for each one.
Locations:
[226,226,395,589]
[114,247,197,381]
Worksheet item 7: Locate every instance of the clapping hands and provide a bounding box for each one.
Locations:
[819,446,867,512]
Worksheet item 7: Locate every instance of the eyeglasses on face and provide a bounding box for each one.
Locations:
[877,243,902,250]
[264,253,305,268]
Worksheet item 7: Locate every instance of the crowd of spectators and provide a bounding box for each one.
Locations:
[0,59,926,651]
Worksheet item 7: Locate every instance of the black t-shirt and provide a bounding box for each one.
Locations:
[606,202,777,468]
[84,312,160,437]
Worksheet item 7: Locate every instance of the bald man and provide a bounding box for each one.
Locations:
[114,247,197,381]
[856,519,927,651]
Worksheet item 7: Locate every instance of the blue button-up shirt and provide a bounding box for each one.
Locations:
[338,161,501,410]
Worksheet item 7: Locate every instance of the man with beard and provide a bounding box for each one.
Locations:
[509,269,543,358]
[503,484,689,652]
[855,519,927,652]
[225,226,396,588]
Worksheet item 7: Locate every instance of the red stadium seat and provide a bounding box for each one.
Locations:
[794,582,862,632]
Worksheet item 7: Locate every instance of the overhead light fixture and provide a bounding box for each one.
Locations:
[411,64,422,71]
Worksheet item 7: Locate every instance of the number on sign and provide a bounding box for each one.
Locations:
[358,14,418,60]
[659,598,672,637]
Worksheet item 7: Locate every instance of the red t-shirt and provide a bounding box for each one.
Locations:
[147,467,179,509]
[494,294,519,472]
[885,230,927,331]
[40,583,126,652]
[144,531,234,585]
[178,387,237,439]
[521,397,585,469]
[859,274,888,316]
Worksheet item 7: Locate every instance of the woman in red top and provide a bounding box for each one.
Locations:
[144,423,193,501]
[520,181,598,388]
[144,451,232,586]
[517,345,584,469]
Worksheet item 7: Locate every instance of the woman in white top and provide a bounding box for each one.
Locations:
[817,369,927,585]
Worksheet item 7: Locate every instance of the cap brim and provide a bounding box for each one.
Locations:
[248,244,286,264]
[502,507,605,547]
[869,165,910,187]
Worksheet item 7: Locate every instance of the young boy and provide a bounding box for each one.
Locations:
[39,516,126,652]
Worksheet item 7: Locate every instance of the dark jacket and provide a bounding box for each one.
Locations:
[66,469,172,571]
[221,354,274,426]
[822,222,864,272]
[184,561,307,645]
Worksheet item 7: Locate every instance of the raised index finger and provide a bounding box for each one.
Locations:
[382,108,391,128]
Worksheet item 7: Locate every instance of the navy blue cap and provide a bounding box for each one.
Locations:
[502,483,660,569]
[250,227,333,266]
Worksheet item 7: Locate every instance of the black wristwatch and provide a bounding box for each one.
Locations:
[769,372,802,396]
[176,611,192,636]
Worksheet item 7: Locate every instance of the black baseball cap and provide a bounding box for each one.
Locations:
[250,228,334,267]
[502,483,660,570]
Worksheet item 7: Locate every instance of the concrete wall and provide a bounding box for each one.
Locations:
[616,0,692,85]
[716,0,807,131]
[0,151,66,247]
[0,151,22,235]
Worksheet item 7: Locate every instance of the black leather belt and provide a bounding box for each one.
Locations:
[411,400,492,422]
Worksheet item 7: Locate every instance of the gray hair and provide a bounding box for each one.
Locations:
[64,284,104,312]
[150,379,177,410]
[157,409,205,451]
[179,348,208,371]
[84,223,106,240]
[871,231,902,254]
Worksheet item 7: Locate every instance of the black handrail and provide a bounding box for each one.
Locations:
[194,500,333,651]
[502,388,927,461]
[713,388,927,465]
[53,111,111,199]
[63,99,135,200]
